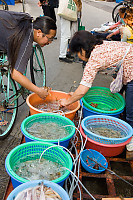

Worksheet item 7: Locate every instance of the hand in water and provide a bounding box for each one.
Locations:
[37,87,49,99]
[59,99,68,107]
[43,86,52,95]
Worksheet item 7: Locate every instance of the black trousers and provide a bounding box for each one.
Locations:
[42,5,56,22]
[91,31,121,41]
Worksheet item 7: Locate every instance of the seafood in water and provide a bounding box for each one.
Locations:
[86,157,99,170]
[26,122,68,140]
[110,108,116,111]
[34,101,71,114]
[90,103,98,108]
[90,103,117,111]
[88,126,124,138]
[14,182,62,200]
[13,157,64,181]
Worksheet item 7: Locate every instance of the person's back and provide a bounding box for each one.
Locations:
[120,7,133,44]
[104,7,126,40]
[121,25,133,44]
[0,10,33,74]
[0,11,32,53]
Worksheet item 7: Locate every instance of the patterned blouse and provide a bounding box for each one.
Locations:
[80,41,133,87]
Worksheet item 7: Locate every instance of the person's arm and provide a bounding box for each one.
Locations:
[73,0,82,12]
[60,56,99,107]
[11,69,48,99]
[60,47,102,107]
[60,42,122,107]
[105,21,121,32]
[106,29,120,39]
[60,84,89,106]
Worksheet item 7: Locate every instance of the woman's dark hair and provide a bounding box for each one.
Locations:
[0,13,56,69]
[119,7,127,15]
[69,30,103,59]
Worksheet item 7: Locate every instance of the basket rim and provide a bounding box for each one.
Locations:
[81,115,133,142]
[26,90,80,115]
[7,180,70,200]
[81,86,125,114]
[80,149,108,172]
[21,113,75,142]
[79,125,132,147]
[80,99,124,116]
[5,142,73,184]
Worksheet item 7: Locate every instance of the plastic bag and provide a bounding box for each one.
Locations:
[57,0,77,21]
[78,19,85,31]
[110,63,123,93]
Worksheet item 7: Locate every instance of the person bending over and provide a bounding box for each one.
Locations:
[0,10,57,99]
[60,31,133,128]
[120,7,133,44]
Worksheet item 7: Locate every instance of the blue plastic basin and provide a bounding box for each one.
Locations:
[80,149,108,173]
[7,180,70,200]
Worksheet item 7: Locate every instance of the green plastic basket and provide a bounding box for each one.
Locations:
[82,86,125,114]
[21,113,75,147]
[5,142,73,188]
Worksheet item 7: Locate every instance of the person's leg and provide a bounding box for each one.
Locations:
[125,80,133,128]
[48,7,57,39]
[59,17,72,63]
[42,5,51,17]
[49,7,56,22]
[71,21,78,36]
[111,33,121,41]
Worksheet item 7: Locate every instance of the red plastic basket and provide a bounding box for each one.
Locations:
[80,126,132,157]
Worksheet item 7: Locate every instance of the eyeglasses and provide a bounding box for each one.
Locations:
[43,34,54,41]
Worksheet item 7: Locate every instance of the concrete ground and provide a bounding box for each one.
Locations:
[0,0,117,199]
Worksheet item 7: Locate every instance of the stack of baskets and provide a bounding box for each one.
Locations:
[81,86,125,118]
[80,115,132,157]
[79,86,133,157]
[5,112,75,196]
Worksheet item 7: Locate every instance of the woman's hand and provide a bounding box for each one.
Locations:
[11,69,51,99]
[106,34,112,40]
[59,99,68,107]
[59,93,73,107]
[104,28,110,32]
[60,85,89,107]
[68,92,74,96]
[36,87,49,99]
